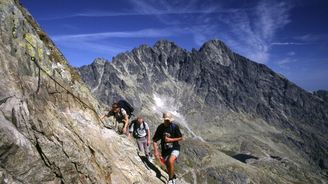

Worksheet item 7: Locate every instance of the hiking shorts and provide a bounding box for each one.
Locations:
[164,150,180,161]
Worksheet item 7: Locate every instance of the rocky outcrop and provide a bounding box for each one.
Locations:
[0,0,172,183]
[79,39,328,182]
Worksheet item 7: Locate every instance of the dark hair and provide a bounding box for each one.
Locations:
[112,103,119,108]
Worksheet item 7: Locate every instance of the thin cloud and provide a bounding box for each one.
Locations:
[153,0,293,63]
[210,0,293,63]
[47,0,294,65]
[39,5,237,21]
[60,42,128,54]
[271,42,307,46]
[128,0,241,26]
[52,28,186,42]
[295,33,328,42]
[287,51,296,56]
[277,58,297,65]
[51,27,187,56]
[77,9,229,17]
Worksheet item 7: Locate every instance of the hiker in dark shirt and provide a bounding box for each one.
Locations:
[153,112,183,184]
[128,116,151,160]
[101,103,129,134]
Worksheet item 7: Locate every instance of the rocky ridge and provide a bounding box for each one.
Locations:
[79,40,328,183]
[0,0,173,183]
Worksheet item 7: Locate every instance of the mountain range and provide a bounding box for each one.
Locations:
[78,39,328,183]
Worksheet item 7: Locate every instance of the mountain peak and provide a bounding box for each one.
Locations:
[154,39,176,46]
[154,40,180,51]
[92,58,107,65]
[200,39,231,52]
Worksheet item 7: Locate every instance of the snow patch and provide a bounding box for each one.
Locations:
[152,93,204,142]
[92,65,105,93]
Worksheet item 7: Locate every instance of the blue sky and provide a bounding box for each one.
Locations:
[20,0,328,91]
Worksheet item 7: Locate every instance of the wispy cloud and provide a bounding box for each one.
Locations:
[40,10,226,20]
[51,27,187,56]
[295,33,328,42]
[39,1,237,21]
[276,57,298,70]
[229,1,291,63]
[287,51,296,56]
[277,57,297,65]
[57,41,128,55]
[77,9,228,17]
[130,0,294,63]
[47,0,294,65]
[271,42,307,46]
[52,28,185,41]
[129,0,246,27]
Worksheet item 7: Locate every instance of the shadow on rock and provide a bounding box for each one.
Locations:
[139,155,167,183]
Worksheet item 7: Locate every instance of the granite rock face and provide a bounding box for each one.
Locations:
[79,40,328,182]
[0,0,172,183]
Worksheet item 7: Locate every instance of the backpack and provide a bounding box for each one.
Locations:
[117,100,134,118]
[131,120,147,138]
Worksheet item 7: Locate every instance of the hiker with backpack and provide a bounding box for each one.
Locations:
[128,116,151,160]
[153,112,183,184]
[101,100,133,134]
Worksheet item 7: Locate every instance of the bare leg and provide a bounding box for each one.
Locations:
[166,155,177,179]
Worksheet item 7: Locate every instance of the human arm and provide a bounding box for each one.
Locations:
[100,109,114,120]
[127,121,134,139]
[152,126,161,160]
[122,115,129,133]
[100,113,106,120]
[164,136,182,143]
[152,141,160,160]
[147,128,151,145]
[119,108,129,133]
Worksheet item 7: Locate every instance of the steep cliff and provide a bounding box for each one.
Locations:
[79,40,328,183]
[0,0,170,183]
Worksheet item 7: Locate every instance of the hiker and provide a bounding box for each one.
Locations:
[128,116,151,160]
[153,112,183,184]
[101,102,129,134]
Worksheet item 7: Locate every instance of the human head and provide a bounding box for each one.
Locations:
[163,112,173,123]
[136,116,143,124]
[111,103,120,113]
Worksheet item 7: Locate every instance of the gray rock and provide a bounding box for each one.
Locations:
[0,0,169,183]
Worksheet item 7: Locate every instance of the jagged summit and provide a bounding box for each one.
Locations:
[154,39,181,51]
[199,39,231,52]
[92,57,107,65]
